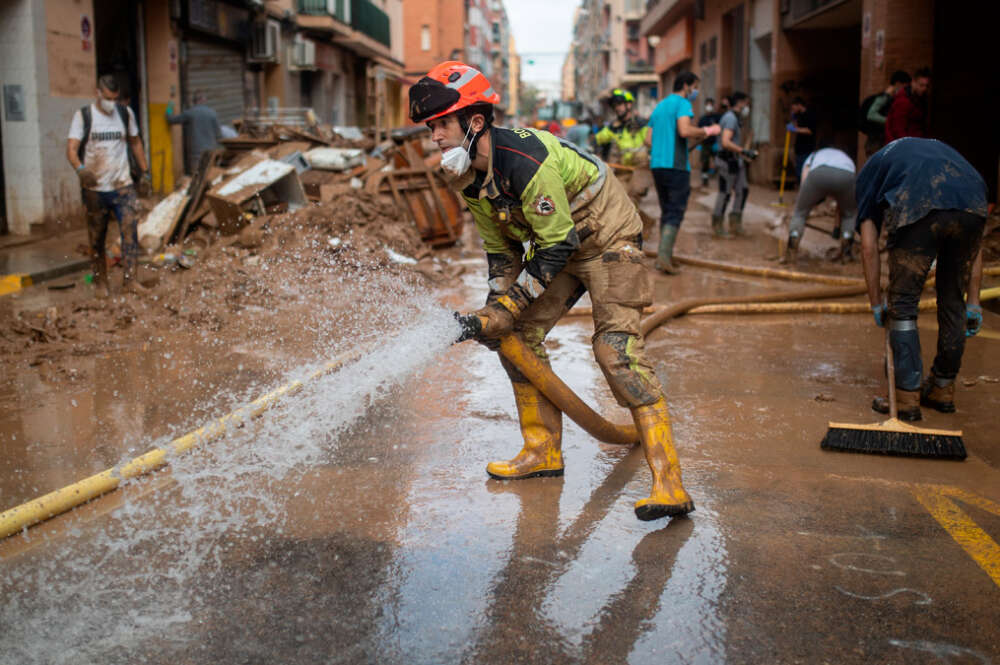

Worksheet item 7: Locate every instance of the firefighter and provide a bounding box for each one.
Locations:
[595,89,656,238]
[409,61,693,520]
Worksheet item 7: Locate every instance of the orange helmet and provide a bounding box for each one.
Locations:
[409,61,500,123]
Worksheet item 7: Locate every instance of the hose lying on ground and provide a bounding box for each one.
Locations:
[641,249,865,286]
[639,284,868,336]
[639,286,1000,336]
[0,348,366,541]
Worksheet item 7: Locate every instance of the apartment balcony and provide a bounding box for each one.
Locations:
[640,0,692,38]
[298,0,349,23]
[296,0,352,39]
[297,0,395,63]
[625,57,653,74]
[350,0,390,48]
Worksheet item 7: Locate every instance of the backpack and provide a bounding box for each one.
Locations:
[858,93,887,139]
[78,104,141,183]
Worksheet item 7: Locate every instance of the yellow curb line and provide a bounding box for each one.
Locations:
[827,475,1000,589]
[912,487,1000,589]
[0,274,31,296]
[0,347,364,541]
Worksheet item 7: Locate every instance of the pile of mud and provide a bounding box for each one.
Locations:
[0,193,462,366]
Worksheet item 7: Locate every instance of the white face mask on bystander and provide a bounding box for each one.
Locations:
[98,98,116,114]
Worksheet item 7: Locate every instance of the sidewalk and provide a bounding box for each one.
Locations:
[0,230,90,296]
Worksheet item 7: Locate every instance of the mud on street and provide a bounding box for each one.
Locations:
[1,189,999,664]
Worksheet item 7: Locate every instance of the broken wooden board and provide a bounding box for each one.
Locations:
[138,182,191,251]
[205,159,307,234]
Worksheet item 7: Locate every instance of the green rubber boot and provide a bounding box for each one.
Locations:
[711,215,729,238]
[655,224,680,274]
[729,212,747,236]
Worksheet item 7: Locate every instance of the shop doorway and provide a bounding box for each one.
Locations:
[93,0,143,131]
[932,0,998,202]
[779,2,862,159]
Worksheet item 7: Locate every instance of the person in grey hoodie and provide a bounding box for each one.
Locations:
[166,90,222,174]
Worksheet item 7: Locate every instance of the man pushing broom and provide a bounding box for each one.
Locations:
[823,138,987,459]
[855,137,987,422]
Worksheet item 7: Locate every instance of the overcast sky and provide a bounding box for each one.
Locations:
[504,0,580,100]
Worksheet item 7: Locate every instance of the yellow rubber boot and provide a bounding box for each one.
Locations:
[486,382,564,480]
[631,397,694,520]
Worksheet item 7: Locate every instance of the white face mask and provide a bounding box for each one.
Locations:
[441,124,474,177]
[98,98,116,113]
[705,104,715,113]
[741,105,750,118]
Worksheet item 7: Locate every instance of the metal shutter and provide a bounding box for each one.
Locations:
[184,38,246,126]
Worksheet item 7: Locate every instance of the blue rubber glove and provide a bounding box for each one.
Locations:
[166,101,175,116]
[786,122,797,133]
[871,304,886,327]
[966,305,983,337]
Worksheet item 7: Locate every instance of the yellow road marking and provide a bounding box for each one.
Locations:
[912,488,1000,589]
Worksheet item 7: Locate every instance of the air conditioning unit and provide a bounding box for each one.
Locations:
[288,36,317,70]
[250,19,280,62]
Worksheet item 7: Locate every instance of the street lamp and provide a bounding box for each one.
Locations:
[647,34,660,48]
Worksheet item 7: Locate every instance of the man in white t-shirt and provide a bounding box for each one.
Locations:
[781,147,857,265]
[66,74,151,296]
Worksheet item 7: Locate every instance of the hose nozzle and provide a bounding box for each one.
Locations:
[453,311,483,344]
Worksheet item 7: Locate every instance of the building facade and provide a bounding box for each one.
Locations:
[635,0,998,197]
[402,0,514,119]
[569,0,659,121]
[0,0,404,235]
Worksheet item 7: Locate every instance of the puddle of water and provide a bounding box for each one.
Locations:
[0,301,461,664]
[364,315,729,665]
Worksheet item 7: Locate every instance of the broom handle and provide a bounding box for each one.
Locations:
[885,327,898,420]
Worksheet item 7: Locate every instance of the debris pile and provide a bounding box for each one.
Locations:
[138,122,464,254]
[1,191,465,364]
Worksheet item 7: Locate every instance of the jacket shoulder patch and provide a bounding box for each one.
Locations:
[532,194,556,216]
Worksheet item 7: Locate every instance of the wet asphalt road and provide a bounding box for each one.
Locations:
[1,198,999,664]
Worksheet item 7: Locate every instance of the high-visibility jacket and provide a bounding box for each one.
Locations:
[595,118,649,166]
[459,126,607,308]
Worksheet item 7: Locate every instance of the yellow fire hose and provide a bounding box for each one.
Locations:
[0,348,365,541]
[687,287,1000,315]
[641,249,865,286]
[639,284,868,336]
[497,335,638,445]
[639,286,1000,336]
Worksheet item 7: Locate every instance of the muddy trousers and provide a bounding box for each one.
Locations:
[698,144,715,185]
[82,186,140,280]
[789,166,857,241]
[621,167,656,238]
[887,210,985,390]
[712,157,747,218]
[651,167,691,231]
[499,240,663,409]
